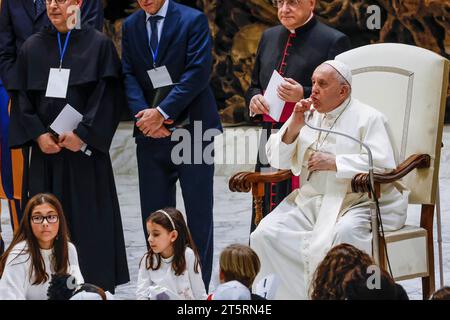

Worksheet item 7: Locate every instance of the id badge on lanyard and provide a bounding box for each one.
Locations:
[146,39,173,89]
[45,31,72,98]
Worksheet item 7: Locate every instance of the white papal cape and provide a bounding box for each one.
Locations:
[250,97,408,300]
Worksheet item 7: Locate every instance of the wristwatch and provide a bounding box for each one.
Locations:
[80,143,92,156]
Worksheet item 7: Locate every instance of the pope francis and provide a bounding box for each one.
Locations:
[250,60,409,299]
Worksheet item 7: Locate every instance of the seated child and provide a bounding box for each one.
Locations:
[0,193,83,300]
[209,244,265,300]
[136,208,207,300]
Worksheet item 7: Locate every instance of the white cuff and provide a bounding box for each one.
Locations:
[156,106,170,120]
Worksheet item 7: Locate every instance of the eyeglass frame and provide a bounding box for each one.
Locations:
[45,0,69,5]
[30,215,60,225]
[272,0,301,8]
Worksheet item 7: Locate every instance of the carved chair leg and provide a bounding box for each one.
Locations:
[253,197,263,226]
[421,204,435,300]
[252,182,265,226]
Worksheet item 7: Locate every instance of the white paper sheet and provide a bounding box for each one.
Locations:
[50,104,83,135]
[263,70,286,122]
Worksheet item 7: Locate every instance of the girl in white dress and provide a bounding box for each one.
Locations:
[0,193,83,300]
[136,208,207,300]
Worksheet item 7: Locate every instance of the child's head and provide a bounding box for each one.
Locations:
[310,243,374,300]
[343,267,408,300]
[219,244,260,288]
[146,208,181,258]
[430,286,450,300]
[22,193,69,251]
[0,193,70,285]
[144,208,200,276]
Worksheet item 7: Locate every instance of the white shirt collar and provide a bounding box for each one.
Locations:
[161,254,174,264]
[145,0,169,20]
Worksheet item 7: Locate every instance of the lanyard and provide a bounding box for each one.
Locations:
[150,42,159,69]
[57,31,72,70]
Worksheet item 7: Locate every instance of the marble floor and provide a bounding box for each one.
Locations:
[1,124,449,300]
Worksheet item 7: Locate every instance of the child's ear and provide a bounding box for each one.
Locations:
[219,270,225,283]
[170,230,178,243]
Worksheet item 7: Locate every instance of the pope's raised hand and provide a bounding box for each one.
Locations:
[291,98,312,128]
[282,98,312,145]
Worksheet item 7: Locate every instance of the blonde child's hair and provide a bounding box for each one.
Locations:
[219,244,260,288]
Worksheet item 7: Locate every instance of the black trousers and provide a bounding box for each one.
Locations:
[136,138,214,290]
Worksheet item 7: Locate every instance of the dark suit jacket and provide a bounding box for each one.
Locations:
[121,0,222,140]
[246,16,351,107]
[0,0,104,88]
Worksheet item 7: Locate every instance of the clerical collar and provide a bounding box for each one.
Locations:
[289,12,314,33]
[145,0,169,20]
[324,96,351,119]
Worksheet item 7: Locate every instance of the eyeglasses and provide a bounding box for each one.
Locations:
[272,0,301,8]
[31,215,59,224]
[45,0,69,5]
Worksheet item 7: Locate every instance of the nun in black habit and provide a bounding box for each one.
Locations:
[8,0,129,292]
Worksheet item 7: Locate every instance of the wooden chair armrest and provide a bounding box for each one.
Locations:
[351,154,431,193]
[229,170,293,193]
[229,169,293,226]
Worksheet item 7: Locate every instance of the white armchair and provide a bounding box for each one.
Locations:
[336,43,449,299]
[229,42,449,299]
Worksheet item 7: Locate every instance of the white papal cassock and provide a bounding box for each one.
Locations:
[250,97,408,299]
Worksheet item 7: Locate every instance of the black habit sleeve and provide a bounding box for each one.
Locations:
[8,43,46,148]
[73,77,123,154]
[17,90,47,142]
[72,38,124,154]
